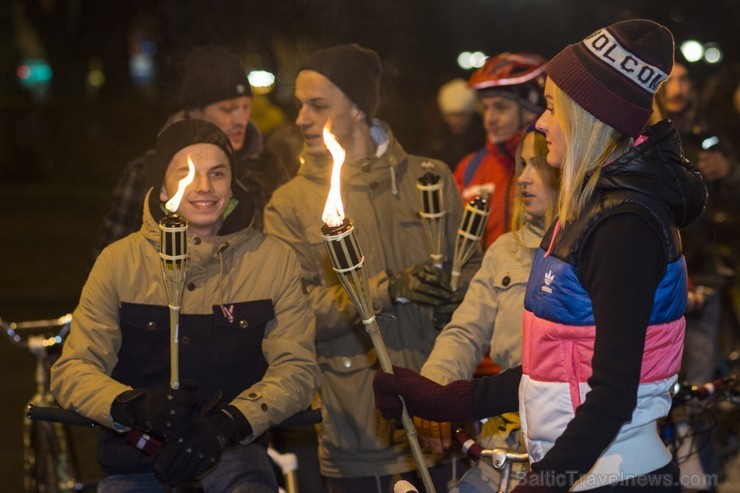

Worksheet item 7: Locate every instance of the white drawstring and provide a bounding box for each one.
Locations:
[390,166,398,196]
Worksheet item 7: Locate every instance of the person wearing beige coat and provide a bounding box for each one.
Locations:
[52,120,319,492]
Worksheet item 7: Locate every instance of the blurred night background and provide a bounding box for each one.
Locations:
[1,0,738,491]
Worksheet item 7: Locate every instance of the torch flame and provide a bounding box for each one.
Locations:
[165,155,196,213]
[321,126,346,227]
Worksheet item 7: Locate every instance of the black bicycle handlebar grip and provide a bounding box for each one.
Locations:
[454,427,483,460]
[27,405,98,427]
[28,404,323,430]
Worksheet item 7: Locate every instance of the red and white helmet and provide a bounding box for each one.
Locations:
[468,52,547,113]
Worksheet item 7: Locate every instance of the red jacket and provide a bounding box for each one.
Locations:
[454,134,520,249]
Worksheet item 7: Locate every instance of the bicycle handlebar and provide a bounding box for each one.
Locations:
[672,375,739,403]
[454,427,484,460]
[1,313,72,349]
[27,404,323,429]
[27,405,98,427]
[454,427,529,467]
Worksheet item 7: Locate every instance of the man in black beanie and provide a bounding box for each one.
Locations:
[90,45,291,264]
[52,119,319,492]
[265,44,481,493]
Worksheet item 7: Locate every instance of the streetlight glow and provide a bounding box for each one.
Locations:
[680,40,704,63]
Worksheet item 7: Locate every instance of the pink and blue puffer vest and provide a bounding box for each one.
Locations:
[520,190,687,489]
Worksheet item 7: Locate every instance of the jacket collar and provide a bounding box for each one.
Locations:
[595,120,707,228]
[141,184,255,261]
[485,131,521,170]
[296,119,407,186]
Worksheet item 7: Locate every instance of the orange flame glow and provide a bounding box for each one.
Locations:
[321,127,346,227]
[165,155,196,213]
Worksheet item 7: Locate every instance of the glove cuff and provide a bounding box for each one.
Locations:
[110,389,147,427]
[434,380,473,423]
[220,405,252,443]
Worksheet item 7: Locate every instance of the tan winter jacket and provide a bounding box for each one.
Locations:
[51,190,319,442]
[264,121,481,477]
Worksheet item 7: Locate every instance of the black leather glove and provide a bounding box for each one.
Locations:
[373,366,473,423]
[388,264,454,306]
[432,287,465,330]
[111,386,197,439]
[154,405,250,484]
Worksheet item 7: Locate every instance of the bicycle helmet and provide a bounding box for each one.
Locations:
[468,52,547,113]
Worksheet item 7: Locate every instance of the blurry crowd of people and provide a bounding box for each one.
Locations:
[42,16,740,493]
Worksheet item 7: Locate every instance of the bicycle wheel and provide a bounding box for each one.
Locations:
[27,420,60,493]
[26,419,82,493]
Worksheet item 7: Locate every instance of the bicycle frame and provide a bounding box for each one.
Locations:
[455,427,529,493]
[2,314,89,493]
[660,376,739,469]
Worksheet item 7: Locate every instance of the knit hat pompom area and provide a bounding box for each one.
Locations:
[179,45,252,110]
[299,44,382,124]
[545,19,674,138]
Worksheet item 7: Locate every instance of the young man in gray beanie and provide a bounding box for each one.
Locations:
[52,119,319,492]
[91,46,291,263]
[264,43,481,493]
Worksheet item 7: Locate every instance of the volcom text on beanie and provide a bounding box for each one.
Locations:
[545,19,674,138]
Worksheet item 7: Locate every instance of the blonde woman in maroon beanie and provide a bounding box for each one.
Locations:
[375,19,708,492]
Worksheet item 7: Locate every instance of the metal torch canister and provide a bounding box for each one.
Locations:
[159,213,188,390]
[451,196,490,291]
[417,172,445,268]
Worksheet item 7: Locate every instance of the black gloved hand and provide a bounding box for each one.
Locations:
[154,405,250,484]
[111,386,197,439]
[388,264,454,306]
[432,287,465,330]
[373,366,473,423]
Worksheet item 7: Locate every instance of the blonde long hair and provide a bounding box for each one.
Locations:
[553,84,633,224]
[511,128,560,241]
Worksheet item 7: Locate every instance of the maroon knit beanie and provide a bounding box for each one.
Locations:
[545,19,674,138]
[299,44,382,124]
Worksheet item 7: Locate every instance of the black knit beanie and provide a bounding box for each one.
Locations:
[545,19,674,138]
[299,44,382,124]
[151,119,236,192]
[179,46,251,110]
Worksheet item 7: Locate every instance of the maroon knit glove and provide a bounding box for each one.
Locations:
[373,366,473,423]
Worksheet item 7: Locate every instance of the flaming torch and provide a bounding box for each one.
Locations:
[450,196,490,291]
[158,156,195,390]
[417,173,446,268]
[319,128,435,493]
